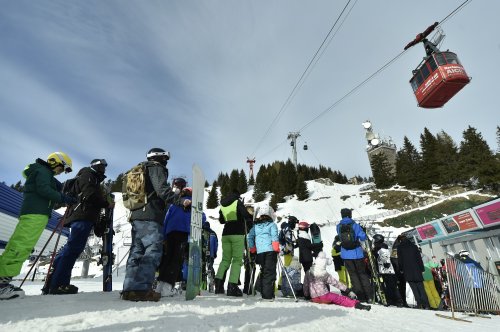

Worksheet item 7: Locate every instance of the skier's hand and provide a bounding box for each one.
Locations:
[183,199,192,207]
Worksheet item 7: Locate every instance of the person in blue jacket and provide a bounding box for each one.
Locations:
[336,208,373,303]
[156,185,201,297]
[247,204,280,300]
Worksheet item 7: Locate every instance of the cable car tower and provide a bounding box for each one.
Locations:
[287,132,300,168]
[362,121,396,175]
[246,157,256,179]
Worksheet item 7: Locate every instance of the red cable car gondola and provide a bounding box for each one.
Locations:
[404,22,470,108]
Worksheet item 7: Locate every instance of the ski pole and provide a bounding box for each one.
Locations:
[20,217,65,287]
[278,256,298,302]
[41,216,66,294]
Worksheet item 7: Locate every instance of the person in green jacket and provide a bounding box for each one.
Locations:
[421,252,441,309]
[214,189,252,297]
[0,152,75,300]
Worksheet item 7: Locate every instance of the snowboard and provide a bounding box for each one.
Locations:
[101,193,115,292]
[186,164,205,300]
[309,223,322,244]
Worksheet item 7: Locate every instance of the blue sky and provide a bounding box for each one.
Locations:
[1,0,498,186]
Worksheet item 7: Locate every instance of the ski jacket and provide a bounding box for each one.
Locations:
[397,238,424,282]
[459,256,483,288]
[65,167,109,225]
[297,230,314,265]
[162,195,206,237]
[130,161,178,224]
[20,158,65,216]
[374,243,395,274]
[336,217,366,260]
[218,192,252,236]
[247,219,279,254]
[422,255,439,281]
[303,271,348,299]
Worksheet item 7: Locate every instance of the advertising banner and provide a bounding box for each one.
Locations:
[416,221,446,241]
[472,198,500,227]
[440,209,482,235]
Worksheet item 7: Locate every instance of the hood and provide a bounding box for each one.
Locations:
[23,159,52,178]
[220,191,240,207]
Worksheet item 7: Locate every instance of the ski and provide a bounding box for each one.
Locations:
[185,164,205,301]
[100,193,115,292]
[365,236,388,306]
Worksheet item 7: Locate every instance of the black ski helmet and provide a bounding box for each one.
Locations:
[173,177,187,190]
[147,147,170,166]
[373,234,384,244]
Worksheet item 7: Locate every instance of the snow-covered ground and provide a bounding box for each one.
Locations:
[2,181,498,331]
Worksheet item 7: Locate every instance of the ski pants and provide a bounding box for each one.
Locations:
[344,258,373,302]
[408,281,430,308]
[381,274,403,306]
[216,235,245,284]
[423,279,440,309]
[256,251,277,299]
[394,269,408,306]
[123,220,163,292]
[0,214,48,278]
[50,220,93,289]
[312,292,358,308]
[158,231,188,286]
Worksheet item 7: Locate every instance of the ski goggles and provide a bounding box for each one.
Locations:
[91,159,108,167]
[146,150,170,160]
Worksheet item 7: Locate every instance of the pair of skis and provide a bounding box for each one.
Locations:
[364,237,388,306]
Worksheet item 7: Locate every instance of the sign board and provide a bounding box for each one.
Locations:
[439,209,482,235]
[416,221,446,241]
[472,198,500,228]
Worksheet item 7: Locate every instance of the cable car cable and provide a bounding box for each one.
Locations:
[249,0,356,159]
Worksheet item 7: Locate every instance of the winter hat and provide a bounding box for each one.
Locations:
[298,221,309,230]
[340,208,352,218]
[458,250,470,258]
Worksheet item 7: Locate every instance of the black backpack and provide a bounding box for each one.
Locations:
[62,176,80,198]
[339,222,359,250]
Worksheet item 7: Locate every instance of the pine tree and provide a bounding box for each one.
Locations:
[370,153,395,189]
[395,136,421,188]
[238,169,248,194]
[206,181,219,208]
[248,174,255,185]
[419,128,439,189]
[295,173,309,200]
[435,130,460,185]
[252,165,267,202]
[458,126,500,188]
[11,180,24,192]
[111,173,124,192]
[204,180,209,187]
[229,169,240,192]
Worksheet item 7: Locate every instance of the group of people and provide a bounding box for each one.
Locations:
[0,150,486,315]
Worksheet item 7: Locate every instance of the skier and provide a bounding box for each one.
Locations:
[247,204,280,301]
[397,234,430,309]
[331,235,350,286]
[421,251,441,309]
[48,159,114,295]
[0,152,76,300]
[390,235,409,307]
[201,221,218,292]
[279,216,298,266]
[156,186,197,297]
[303,251,371,311]
[296,221,314,272]
[336,208,373,303]
[121,148,180,302]
[372,234,403,307]
[214,189,252,297]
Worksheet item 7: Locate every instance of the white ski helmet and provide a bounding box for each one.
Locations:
[255,204,276,221]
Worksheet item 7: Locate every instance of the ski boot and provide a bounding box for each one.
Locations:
[355,302,371,311]
[226,283,243,297]
[214,278,225,294]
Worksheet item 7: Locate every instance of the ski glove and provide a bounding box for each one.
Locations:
[342,288,357,299]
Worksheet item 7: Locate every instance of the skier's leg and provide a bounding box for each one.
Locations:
[215,236,232,280]
[344,260,364,301]
[355,258,373,302]
[227,235,244,284]
[261,252,278,299]
[50,220,93,290]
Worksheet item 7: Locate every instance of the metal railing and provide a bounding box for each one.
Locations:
[437,254,500,322]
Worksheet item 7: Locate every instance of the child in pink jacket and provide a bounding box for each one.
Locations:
[303,251,371,311]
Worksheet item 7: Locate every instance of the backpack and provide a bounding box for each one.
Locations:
[122,162,152,211]
[339,222,359,250]
[279,223,294,255]
[62,176,80,198]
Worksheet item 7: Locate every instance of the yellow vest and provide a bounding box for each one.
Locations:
[220,200,238,222]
